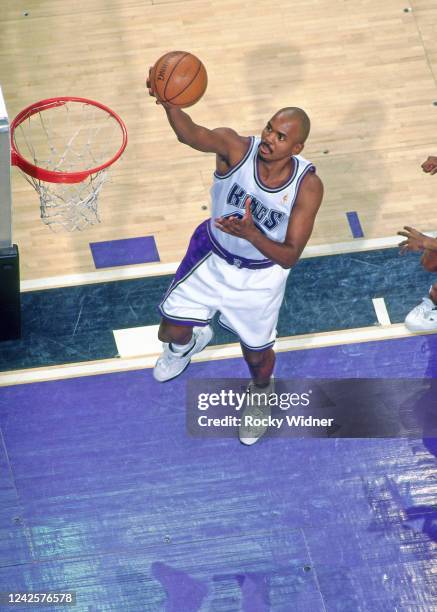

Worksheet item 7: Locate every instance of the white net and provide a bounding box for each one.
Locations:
[13,100,124,231]
[27,171,107,232]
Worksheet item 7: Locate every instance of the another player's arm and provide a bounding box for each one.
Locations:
[398,226,437,272]
[422,156,437,175]
[398,155,437,271]
[215,172,324,269]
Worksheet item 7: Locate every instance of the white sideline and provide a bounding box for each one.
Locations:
[372,298,392,326]
[0,323,430,387]
[20,232,437,292]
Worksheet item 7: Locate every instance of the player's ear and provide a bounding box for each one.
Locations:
[293,143,304,155]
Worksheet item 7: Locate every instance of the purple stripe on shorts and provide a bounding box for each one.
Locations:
[240,339,275,352]
[160,220,212,306]
[172,220,212,284]
[158,311,210,327]
[218,317,275,351]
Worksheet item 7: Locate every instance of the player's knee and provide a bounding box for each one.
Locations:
[158,328,169,342]
[158,320,192,344]
[243,350,267,368]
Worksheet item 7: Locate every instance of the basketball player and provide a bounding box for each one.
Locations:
[399,155,437,332]
[147,72,324,444]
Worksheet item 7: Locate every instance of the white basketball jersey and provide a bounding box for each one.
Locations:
[209,136,315,261]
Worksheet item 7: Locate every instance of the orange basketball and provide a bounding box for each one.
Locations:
[151,51,208,108]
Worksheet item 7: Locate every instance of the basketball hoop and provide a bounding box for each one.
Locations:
[11,97,128,231]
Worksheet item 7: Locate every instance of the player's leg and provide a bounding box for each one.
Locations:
[154,234,218,382]
[215,264,284,443]
[154,319,213,382]
[240,345,275,387]
[158,319,193,344]
[154,318,213,382]
[238,345,276,446]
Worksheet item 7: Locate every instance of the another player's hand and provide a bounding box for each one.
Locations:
[421,156,437,174]
[398,226,432,253]
[214,197,259,242]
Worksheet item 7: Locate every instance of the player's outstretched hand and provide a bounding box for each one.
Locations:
[215,197,258,242]
[398,226,432,253]
[421,156,437,174]
[146,67,170,107]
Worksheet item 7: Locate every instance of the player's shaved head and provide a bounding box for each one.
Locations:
[274,107,311,143]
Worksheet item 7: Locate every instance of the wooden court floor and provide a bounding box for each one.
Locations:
[1,0,437,280]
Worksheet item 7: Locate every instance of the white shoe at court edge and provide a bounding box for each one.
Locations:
[405,295,437,333]
[153,325,213,382]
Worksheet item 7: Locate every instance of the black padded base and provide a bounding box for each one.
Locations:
[0,244,21,341]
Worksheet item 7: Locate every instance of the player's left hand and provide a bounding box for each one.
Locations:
[398,226,431,253]
[146,67,172,108]
[214,197,258,241]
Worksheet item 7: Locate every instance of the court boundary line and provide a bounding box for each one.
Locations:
[0,323,433,387]
[20,232,437,292]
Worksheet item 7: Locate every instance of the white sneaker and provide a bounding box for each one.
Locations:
[239,378,275,446]
[405,296,437,332]
[153,325,213,382]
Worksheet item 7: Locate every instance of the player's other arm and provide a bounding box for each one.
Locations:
[251,173,324,268]
[215,172,324,268]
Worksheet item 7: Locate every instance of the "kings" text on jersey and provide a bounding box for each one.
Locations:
[227,182,286,231]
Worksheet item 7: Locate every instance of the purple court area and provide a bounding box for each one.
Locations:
[0,334,437,609]
[346,211,365,238]
[90,236,160,268]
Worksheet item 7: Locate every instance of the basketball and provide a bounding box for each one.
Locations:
[151,51,208,108]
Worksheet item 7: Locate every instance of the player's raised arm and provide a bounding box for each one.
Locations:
[146,68,248,164]
[165,108,248,157]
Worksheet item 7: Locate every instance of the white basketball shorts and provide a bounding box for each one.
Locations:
[159,251,290,351]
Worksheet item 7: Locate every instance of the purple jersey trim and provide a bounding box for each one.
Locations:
[213,137,255,179]
[290,163,316,208]
[254,149,299,192]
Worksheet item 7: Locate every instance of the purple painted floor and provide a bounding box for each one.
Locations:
[0,334,436,610]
